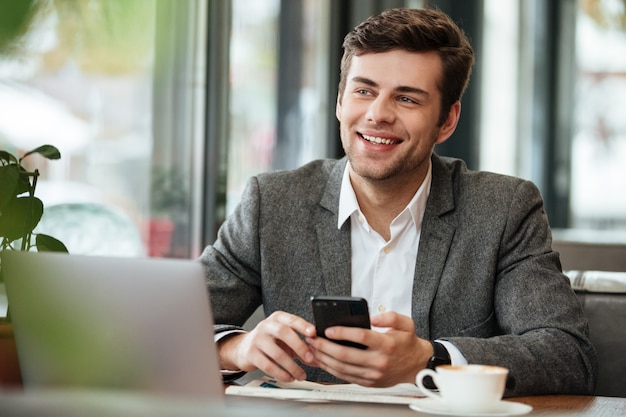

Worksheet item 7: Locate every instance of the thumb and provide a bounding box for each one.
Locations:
[370,311,415,332]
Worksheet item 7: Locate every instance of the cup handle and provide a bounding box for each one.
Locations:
[416,368,442,401]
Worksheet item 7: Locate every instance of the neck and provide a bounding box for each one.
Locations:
[349,169,427,241]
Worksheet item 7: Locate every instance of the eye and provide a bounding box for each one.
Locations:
[399,96,417,104]
[356,88,371,96]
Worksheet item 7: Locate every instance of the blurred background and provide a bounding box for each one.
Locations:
[1,0,625,261]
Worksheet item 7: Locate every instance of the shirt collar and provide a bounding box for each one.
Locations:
[337,160,432,229]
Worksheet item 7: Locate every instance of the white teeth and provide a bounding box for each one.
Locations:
[362,134,395,145]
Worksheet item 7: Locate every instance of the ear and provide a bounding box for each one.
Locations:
[335,93,342,121]
[435,101,461,145]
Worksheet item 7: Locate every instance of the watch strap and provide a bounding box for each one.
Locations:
[423,341,452,389]
[427,341,451,369]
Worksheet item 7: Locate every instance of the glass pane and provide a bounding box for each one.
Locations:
[480,0,519,177]
[226,0,332,214]
[227,0,280,212]
[0,1,202,258]
[571,0,626,231]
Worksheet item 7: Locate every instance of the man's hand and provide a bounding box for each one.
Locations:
[218,311,318,382]
[305,311,433,387]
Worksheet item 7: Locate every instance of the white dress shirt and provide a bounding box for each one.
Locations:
[219,159,466,375]
[338,161,467,365]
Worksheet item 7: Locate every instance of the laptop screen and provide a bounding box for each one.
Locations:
[1,251,223,401]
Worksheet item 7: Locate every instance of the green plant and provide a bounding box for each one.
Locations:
[1,144,68,322]
[0,144,68,254]
[150,165,190,223]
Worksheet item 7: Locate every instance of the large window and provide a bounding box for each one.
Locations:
[3,0,624,264]
[4,0,625,319]
[0,1,206,260]
[225,0,333,214]
[480,0,626,240]
[570,0,626,232]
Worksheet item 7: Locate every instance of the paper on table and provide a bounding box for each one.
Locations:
[565,270,626,293]
[225,375,424,404]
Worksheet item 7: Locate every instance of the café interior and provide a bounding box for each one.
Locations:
[1,0,625,415]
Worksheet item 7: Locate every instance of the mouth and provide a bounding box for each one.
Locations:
[359,133,401,145]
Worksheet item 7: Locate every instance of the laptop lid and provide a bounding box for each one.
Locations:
[1,251,223,401]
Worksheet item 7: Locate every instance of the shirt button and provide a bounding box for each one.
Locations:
[377,304,386,313]
[358,214,365,223]
[383,246,391,254]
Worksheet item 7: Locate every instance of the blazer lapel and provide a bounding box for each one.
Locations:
[316,159,352,296]
[310,156,457,320]
[412,155,457,338]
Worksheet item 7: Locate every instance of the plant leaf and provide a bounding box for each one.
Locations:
[14,166,36,196]
[22,145,61,161]
[36,233,69,253]
[0,196,43,242]
[0,164,19,210]
[0,150,18,164]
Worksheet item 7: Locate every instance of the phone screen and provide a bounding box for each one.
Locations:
[310,296,370,349]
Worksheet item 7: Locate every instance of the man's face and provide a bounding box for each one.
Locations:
[336,50,458,184]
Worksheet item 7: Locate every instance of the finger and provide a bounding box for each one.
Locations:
[370,311,414,331]
[253,336,308,381]
[323,325,371,349]
[237,324,307,381]
[306,334,370,366]
[268,312,316,364]
[273,311,316,337]
[257,344,306,382]
[307,338,382,386]
[252,350,298,381]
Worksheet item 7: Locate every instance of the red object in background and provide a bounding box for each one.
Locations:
[147,218,175,258]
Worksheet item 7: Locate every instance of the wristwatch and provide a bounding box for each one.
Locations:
[423,341,451,389]
[427,340,451,370]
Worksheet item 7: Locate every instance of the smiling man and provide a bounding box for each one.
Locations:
[200,8,597,396]
[337,49,457,242]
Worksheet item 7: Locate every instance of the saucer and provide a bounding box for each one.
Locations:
[409,398,532,416]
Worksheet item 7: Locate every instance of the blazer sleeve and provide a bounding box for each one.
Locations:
[199,176,265,328]
[444,180,597,397]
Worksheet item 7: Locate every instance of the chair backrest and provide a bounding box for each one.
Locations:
[555,239,626,398]
[554,240,626,272]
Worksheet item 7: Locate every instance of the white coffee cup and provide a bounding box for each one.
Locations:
[416,364,509,414]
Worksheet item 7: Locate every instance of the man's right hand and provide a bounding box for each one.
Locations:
[217,311,318,382]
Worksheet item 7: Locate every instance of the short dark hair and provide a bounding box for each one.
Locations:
[339,8,474,126]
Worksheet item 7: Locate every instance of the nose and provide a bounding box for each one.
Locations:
[366,96,396,124]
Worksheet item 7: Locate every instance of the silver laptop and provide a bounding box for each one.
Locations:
[1,251,223,401]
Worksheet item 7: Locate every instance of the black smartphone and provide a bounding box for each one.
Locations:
[310,296,371,349]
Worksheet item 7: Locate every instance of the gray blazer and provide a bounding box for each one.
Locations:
[200,154,597,396]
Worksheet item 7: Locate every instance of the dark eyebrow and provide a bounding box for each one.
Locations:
[397,85,430,97]
[351,76,430,97]
[351,76,378,88]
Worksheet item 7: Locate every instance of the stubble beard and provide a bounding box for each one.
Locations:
[342,131,434,184]
[348,152,408,182]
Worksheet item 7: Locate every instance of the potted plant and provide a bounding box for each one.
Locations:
[148,166,189,257]
[0,144,68,387]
